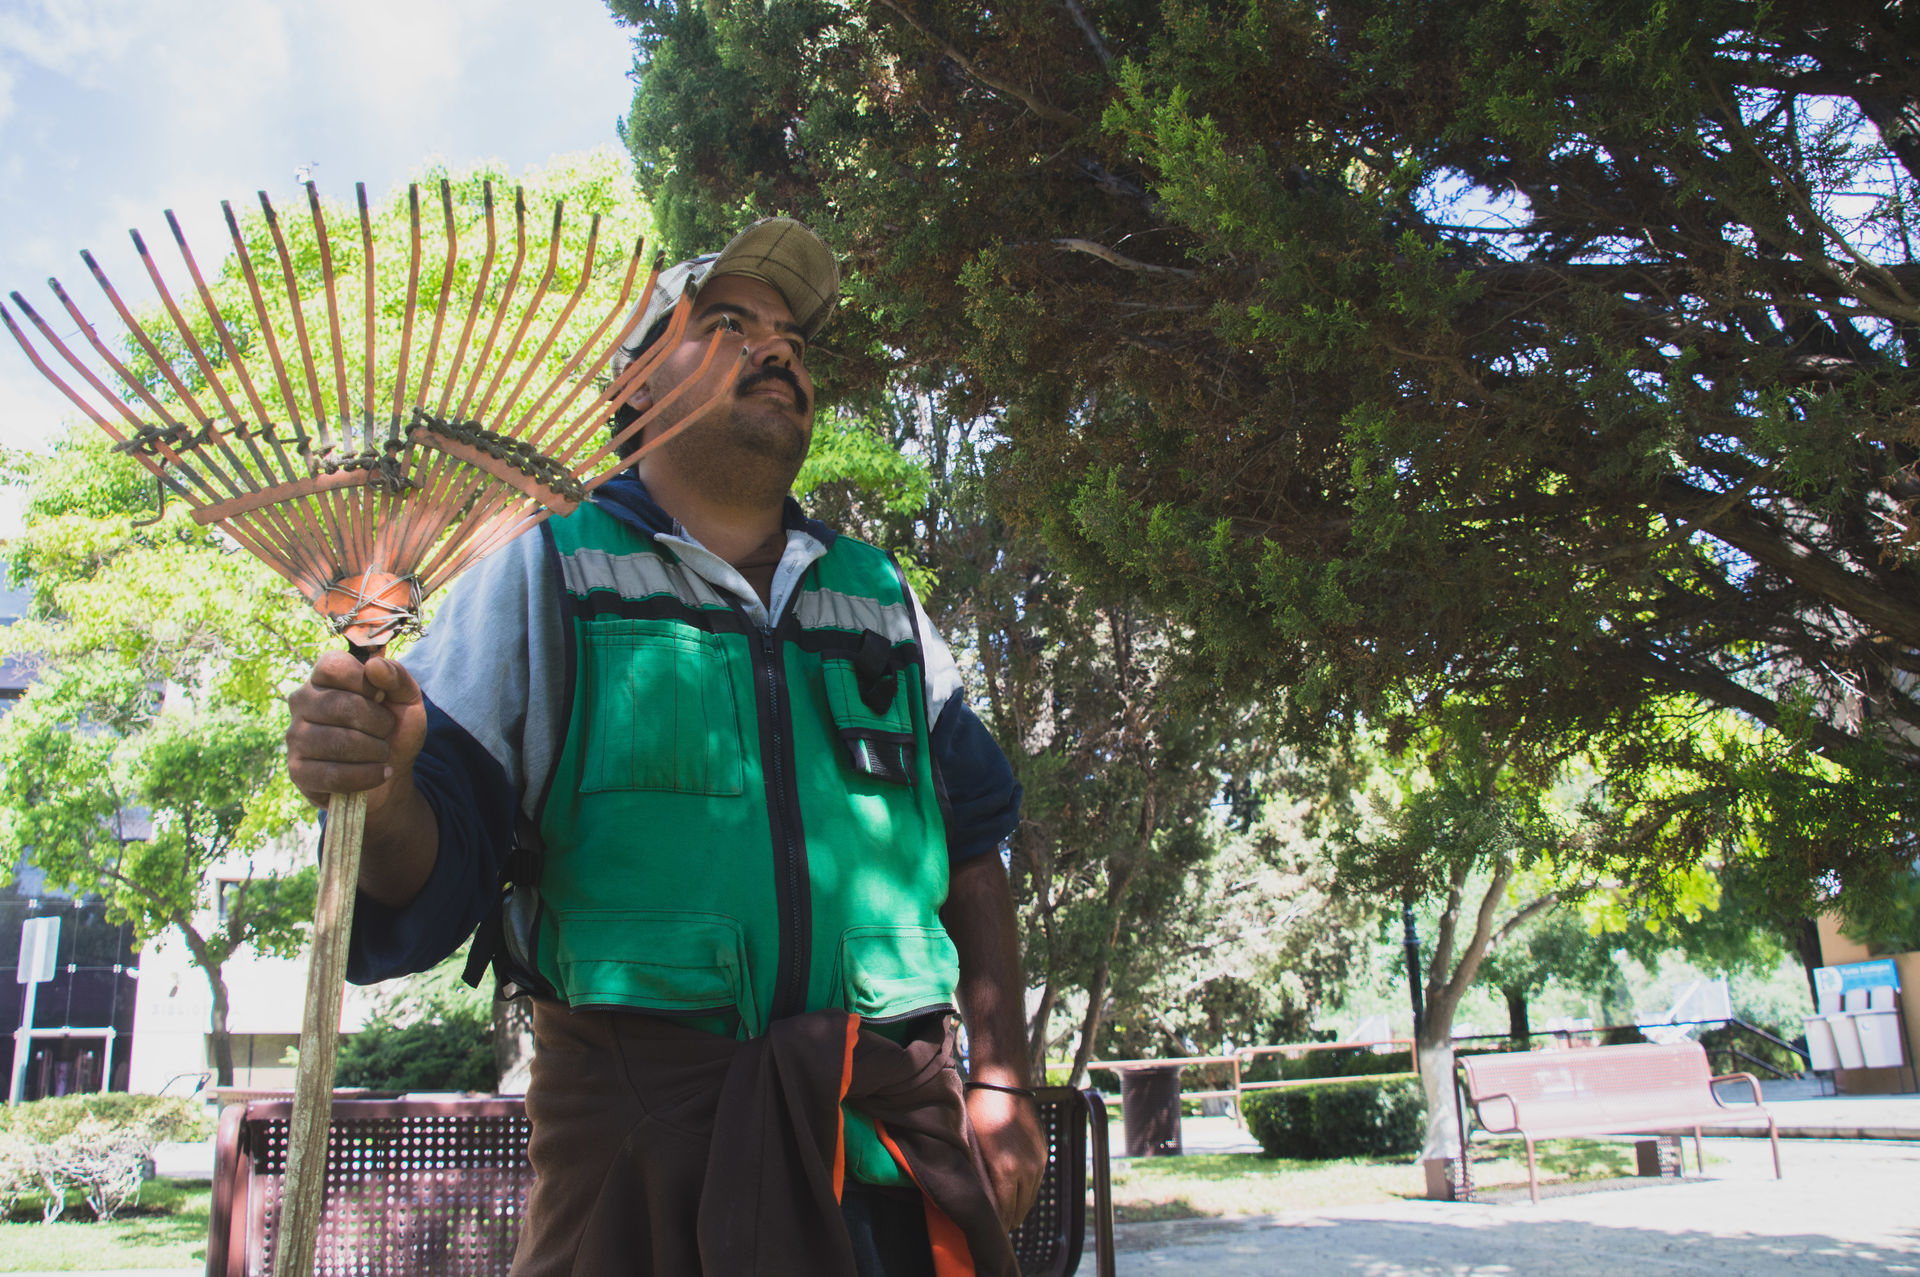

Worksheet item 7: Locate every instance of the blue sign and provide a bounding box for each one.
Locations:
[1814,960,1900,1001]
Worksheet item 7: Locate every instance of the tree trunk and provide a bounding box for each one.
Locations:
[493,999,535,1094]
[1794,916,1823,1008]
[1416,991,1463,1164]
[206,964,235,1088]
[1067,959,1112,1089]
[1504,986,1531,1042]
[1026,978,1057,1080]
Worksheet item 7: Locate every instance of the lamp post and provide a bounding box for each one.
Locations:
[1402,902,1425,1041]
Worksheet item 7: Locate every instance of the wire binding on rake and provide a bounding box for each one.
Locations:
[0,179,746,649]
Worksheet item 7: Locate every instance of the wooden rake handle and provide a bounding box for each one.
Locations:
[273,649,383,1277]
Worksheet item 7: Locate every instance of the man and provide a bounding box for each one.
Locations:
[285,217,1045,1276]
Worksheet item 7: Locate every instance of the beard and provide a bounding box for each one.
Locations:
[657,392,811,508]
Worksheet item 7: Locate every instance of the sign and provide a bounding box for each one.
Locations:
[1814,959,1900,1002]
[15,916,58,985]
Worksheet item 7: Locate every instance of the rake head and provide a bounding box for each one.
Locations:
[1,179,744,649]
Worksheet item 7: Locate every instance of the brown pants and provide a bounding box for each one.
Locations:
[509,1004,1016,1277]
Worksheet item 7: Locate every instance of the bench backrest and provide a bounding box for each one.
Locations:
[208,1088,1112,1277]
[1457,1041,1716,1132]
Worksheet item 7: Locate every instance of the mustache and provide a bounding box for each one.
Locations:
[736,365,809,415]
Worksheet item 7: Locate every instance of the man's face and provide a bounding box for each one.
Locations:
[630,273,816,473]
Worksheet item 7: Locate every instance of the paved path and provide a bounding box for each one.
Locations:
[1112,1138,1920,1275]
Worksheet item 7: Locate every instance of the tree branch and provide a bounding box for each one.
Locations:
[1060,0,1113,70]
[1442,856,1515,1008]
[875,0,1084,131]
[1052,238,1199,278]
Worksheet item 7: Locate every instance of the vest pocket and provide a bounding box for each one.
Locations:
[834,925,959,1021]
[578,619,744,795]
[555,909,758,1026]
[821,655,917,785]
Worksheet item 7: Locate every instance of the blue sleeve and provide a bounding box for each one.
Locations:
[931,698,1021,864]
[345,698,517,984]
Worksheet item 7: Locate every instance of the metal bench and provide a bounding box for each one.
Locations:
[1456,1040,1782,1202]
[207,1088,1114,1276]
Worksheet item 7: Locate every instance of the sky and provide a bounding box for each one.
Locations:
[0,0,639,469]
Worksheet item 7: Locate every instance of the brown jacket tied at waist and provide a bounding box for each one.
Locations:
[513,1002,1018,1277]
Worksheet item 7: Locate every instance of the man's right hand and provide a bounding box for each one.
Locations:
[286,653,440,906]
[286,652,428,815]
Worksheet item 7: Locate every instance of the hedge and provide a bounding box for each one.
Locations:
[1243,1075,1425,1160]
[0,1093,212,1222]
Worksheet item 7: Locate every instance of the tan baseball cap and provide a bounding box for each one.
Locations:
[611,217,839,376]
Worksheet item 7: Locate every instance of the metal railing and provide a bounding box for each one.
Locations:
[1087,1037,1420,1121]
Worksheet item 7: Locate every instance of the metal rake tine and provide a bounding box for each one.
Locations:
[422,502,549,596]
[129,229,295,519]
[77,248,224,444]
[559,276,692,470]
[130,227,250,431]
[306,182,354,444]
[224,200,313,454]
[436,180,496,419]
[128,228,323,574]
[40,273,240,506]
[168,210,303,487]
[259,191,333,452]
[471,197,565,426]
[389,185,423,422]
[454,184,529,422]
[507,223,644,450]
[216,200,346,577]
[358,183,378,454]
[519,244,658,455]
[580,330,747,486]
[415,180,459,410]
[3,293,143,447]
[566,266,688,460]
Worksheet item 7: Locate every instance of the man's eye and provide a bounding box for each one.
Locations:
[716,316,742,335]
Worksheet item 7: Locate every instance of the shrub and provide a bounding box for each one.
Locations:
[335,1005,495,1093]
[35,1117,149,1221]
[1244,1076,1425,1160]
[0,1095,208,1222]
[0,1093,211,1145]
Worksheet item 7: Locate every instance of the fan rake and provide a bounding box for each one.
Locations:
[1,179,745,1277]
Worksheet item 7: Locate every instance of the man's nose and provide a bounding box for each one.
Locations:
[744,328,795,369]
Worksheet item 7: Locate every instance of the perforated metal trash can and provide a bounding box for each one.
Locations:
[1117,1066,1183,1157]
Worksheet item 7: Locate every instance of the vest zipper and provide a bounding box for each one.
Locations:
[758,623,810,1022]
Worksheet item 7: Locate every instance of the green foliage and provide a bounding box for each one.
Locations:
[334,954,495,1093]
[612,0,1920,917]
[1243,1076,1425,1160]
[1840,870,1920,956]
[0,1094,209,1145]
[333,1012,494,1094]
[0,1096,210,1224]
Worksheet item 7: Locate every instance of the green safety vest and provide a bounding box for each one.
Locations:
[498,500,958,1184]
[523,498,959,1028]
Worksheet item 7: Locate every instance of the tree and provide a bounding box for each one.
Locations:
[1338,723,1593,1164]
[796,384,1272,1084]
[0,432,318,1085]
[1476,909,1628,1041]
[1,151,655,1087]
[608,0,1920,912]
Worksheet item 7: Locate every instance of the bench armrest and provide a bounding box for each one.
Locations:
[1471,1090,1523,1134]
[1710,1071,1765,1107]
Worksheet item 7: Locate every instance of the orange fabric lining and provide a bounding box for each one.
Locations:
[833,1011,860,1203]
[874,1120,976,1277]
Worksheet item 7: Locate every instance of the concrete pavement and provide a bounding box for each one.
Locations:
[1113,1137,1920,1274]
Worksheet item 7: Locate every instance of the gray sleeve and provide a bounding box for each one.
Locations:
[403,528,567,820]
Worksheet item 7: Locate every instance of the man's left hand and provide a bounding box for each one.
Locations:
[966,1086,1047,1231]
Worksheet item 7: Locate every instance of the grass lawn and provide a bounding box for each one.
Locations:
[1109,1139,1675,1222]
[0,1179,209,1272]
